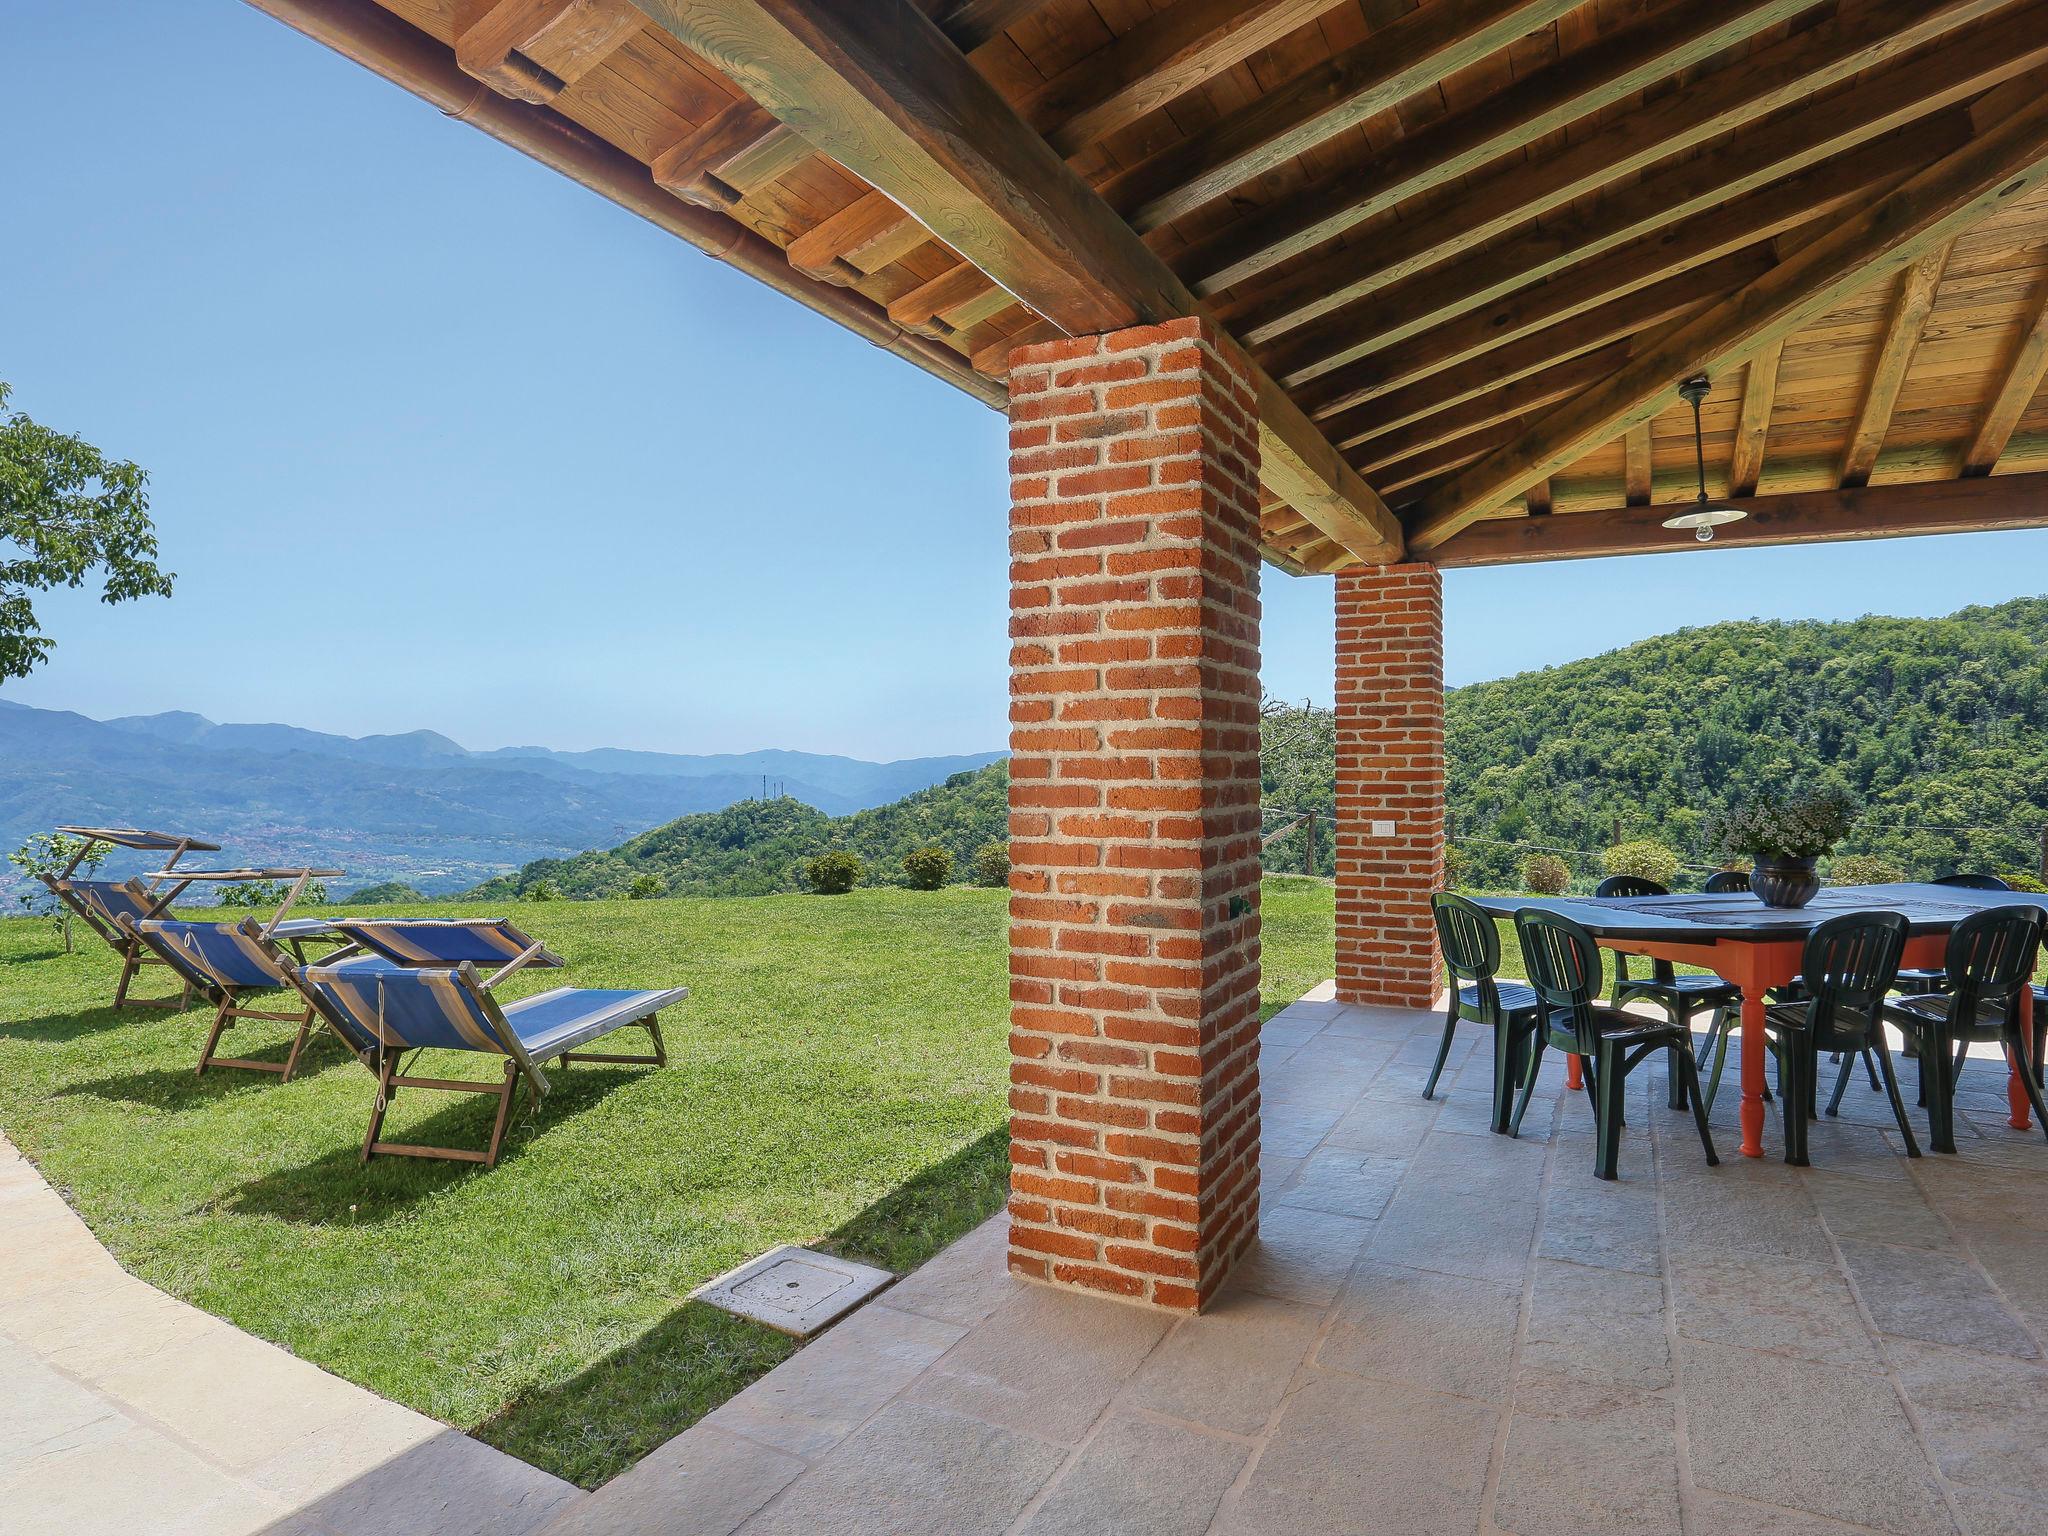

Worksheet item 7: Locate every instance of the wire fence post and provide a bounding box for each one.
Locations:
[2039,825,2047,885]
[1304,811,1316,878]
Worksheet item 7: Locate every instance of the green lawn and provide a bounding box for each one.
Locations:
[0,877,1334,1487]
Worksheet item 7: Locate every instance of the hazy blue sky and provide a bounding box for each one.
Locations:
[5,2,2044,759]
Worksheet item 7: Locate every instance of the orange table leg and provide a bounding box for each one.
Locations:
[2009,985,2035,1131]
[1566,1055,1583,1091]
[1739,990,1768,1159]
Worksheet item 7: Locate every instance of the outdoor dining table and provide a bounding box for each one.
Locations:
[1468,883,2042,1159]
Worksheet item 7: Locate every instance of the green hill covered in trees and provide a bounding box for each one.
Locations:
[478,597,2048,901]
[469,762,1009,899]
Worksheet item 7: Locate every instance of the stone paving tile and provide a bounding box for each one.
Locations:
[1837,1241,2039,1359]
[1908,1160,2048,1233]
[1661,1154,1836,1265]
[1274,1147,1408,1220]
[708,1302,968,1456]
[1949,1486,2048,1536]
[1216,1371,1497,1536]
[541,1424,803,1536]
[1536,1181,1661,1274]
[1952,1221,2048,1337]
[1017,1413,1249,1536]
[1319,1260,1521,1403]
[735,1401,1064,1536]
[881,1218,1012,1329]
[1323,1097,1440,1156]
[1519,1259,1671,1392]
[1888,1339,2048,1500]
[1809,1174,1958,1252]
[1494,1379,1681,1536]
[1798,1119,1915,1181]
[1681,1337,1956,1535]
[1688,1491,1882,1535]
[1262,1106,1349,1159]
[1670,1247,1885,1370]
[289,1429,579,1536]
[0,1412,258,1536]
[906,1284,1170,1445]
[1122,1290,1322,1435]
[1224,1203,1372,1309]
[1367,1184,1539,1286]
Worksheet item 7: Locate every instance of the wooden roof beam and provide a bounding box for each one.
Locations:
[1623,424,1653,508]
[1727,340,1784,497]
[1102,0,1586,234]
[1406,71,2048,552]
[1428,472,2048,567]
[454,0,645,105]
[1289,122,1933,419]
[923,0,1054,53]
[1840,244,1952,489]
[651,96,808,209]
[1238,0,2030,347]
[1177,0,1815,297]
[636,0,1403,564]
[1962,273,2048,474]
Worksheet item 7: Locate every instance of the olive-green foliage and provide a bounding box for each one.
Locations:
[474,764,1010,900]
[972,840,1010,887]
[523,879,561,902]
[903,845,952,890]
[219,879,327,908]
[343,880,426,905]
[1829,853,1907,886]
[1604,840,1680,888]
[805,850,863,894]
[2002,871,2048,892]
[1523,854,1570,894]
[628,873,664,900]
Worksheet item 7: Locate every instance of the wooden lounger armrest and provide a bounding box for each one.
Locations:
[479,940,551,990]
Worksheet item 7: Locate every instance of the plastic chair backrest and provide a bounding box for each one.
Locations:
[1595,875,1667,899]
[1800,911,1908,1037]
[1514,907,1603,1051]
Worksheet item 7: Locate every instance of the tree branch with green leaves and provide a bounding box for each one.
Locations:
[0,381,173,682]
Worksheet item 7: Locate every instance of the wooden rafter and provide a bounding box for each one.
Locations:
[634,0,1403,564]
[1177,0,1816,297]
[1962,273,2048,474]
[1727,340,1784,498]
[650,97,805,209]
[454,0,644,104]
[1101,0,1586,234]
[1238,0,2028,349]
[785,189,923,285]
[1428,472,2048,567]
[1624,423,1653,507]
[1407,71,2048,551]
[923,0,1051,52]
[1286,122,1932,415]
[1840,244,1953,489]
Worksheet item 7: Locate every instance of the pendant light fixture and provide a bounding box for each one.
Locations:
[1660,374,1748,543]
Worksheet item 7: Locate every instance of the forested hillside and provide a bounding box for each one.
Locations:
[480,598,2048,901]
[470,763,1009,899]
[1258,597,2048,889]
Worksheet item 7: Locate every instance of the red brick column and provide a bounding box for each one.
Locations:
[1004,316,1263,1312]
[1334,563,1445,1008]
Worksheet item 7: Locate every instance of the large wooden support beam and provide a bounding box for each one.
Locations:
[1428,473,2048,567]
[631,0,1404,564]
[1406,74,2048,551]
[1727,340,1784,497]
[1101,0,1584,234]
[1176,0,1816,296]
[455,0,644,104]
[924,0,1051,52]
[1238,0,2029,350]
[1840,244,1952,488]
[1963,274,2048,474]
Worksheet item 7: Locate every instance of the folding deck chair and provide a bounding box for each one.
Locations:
[37,826,220,1009]
[290,945,684,1167]
[124,916,350,1080]
[325,918,561,976]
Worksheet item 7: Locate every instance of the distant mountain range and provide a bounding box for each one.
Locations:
[0,699,1000,897]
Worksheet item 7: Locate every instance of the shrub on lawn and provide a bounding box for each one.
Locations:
[1828,853,1906,886]
[628,873,664,900]
[805,850,863,895]
[1522,853,1569,894]
[345,880,425,905]
[972,840,1010,888]
[1604,839,1680,888]
[523,879,561,902]
[903,846,952,890]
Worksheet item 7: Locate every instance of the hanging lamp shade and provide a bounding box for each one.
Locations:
[1661,375,1748,542]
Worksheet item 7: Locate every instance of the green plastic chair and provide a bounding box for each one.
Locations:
[1429,893,1542,1134]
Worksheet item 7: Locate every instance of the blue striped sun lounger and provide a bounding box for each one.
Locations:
[289,958,685,1167]
[126,917,370,1081]
[46,877,193,1010]
[326,918,563,977]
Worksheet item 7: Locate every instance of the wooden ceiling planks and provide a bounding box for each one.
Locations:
[264,0,2048,570]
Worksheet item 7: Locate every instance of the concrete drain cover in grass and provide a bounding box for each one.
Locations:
[692,1246,894,1337]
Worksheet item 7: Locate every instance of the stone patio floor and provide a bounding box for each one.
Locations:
[0,1132,577,1536]
[6,992,2047,1535]
[552,989,2048,1536]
